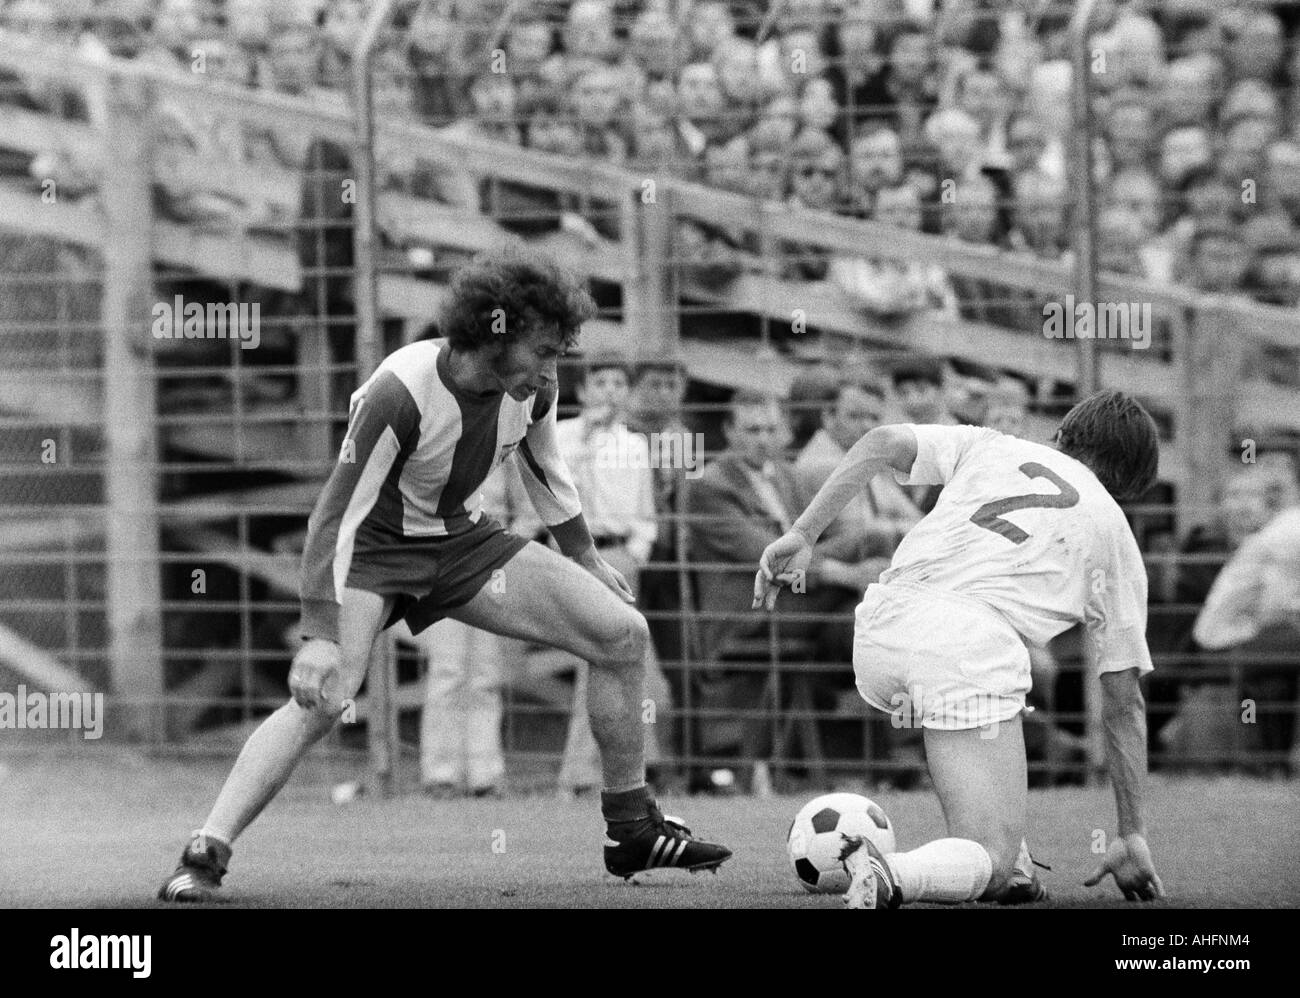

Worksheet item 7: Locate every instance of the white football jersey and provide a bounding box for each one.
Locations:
[880,424,1153,675]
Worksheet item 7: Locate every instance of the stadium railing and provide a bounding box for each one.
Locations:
[0,34,1295,785]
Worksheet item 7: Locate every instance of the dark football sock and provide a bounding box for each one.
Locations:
[601,785,653,825]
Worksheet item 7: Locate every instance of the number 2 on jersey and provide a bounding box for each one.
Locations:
[969,462,1080,544]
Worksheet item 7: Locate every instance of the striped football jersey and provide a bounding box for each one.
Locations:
[299,339,590,642]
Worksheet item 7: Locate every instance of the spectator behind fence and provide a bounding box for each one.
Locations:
[888,356,954,513]
[786,364,841,452]
[781,129,844,281]
[985,375,1031,436]
[1183,219,1251,294]
[831,182,958,318]
[880,21,941,148]
[550,350,672,795]
[1258,449,1300,514]
[1192,463,1300,771]
[627,350,694,693]
[683,390,855,779]
[846,125,904,218]
[1010,168,1068,260]
[1243,213,1300,307]
[683,390,853,651]
[945,358,998,427]
[627,349,694,537]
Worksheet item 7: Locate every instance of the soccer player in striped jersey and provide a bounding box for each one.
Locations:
[159,252,730,901]
[754,391,1166,908]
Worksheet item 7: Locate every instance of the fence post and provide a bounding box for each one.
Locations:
[1183,299,1241,515]
[620,183,676,356]
[101,73,162,740]
[352,0,399,796]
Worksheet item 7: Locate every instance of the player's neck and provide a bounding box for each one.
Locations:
[444,347,502,397]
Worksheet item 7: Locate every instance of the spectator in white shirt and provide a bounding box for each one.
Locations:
[1193,460,1300,770]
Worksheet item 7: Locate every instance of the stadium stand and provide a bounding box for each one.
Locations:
[0,0,1297,788]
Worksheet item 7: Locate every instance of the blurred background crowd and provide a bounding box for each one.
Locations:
[10,0,1300,303]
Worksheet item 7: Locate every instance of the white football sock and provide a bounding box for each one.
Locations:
[885,838,993,904]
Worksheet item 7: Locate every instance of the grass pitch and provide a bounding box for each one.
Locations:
[3,748,1296,908]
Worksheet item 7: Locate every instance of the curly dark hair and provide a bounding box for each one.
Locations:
[1054,390,1160,500]
[439,248,597,353]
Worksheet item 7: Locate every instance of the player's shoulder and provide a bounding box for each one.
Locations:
[377,339,442,398]
[381,338,441,372]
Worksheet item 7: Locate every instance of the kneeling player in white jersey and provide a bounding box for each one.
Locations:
[754,391,1166,907]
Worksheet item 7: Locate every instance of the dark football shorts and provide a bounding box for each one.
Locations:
[345,514,530,636]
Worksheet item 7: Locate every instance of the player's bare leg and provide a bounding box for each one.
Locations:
[923,714,1030,900]
[448,542,650,788]
[159,588,391,901]
[204,588,391,840]
[448,541,731,875]
[844,713,1033,908]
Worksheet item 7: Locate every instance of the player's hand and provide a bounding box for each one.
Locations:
[289,638,342,711]
[576,547,635,603]
[753,529,814,611]
[1084,833,1166,901]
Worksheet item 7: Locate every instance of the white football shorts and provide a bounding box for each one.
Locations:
[853,580,1031,730]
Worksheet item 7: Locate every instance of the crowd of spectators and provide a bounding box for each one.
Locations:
[10,0,1300,312]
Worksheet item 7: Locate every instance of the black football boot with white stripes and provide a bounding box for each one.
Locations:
[157,832,232,902]
[604,803,732,878]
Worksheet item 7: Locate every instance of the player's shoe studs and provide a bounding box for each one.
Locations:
[839,833,900,910]
[157,833,232,903]
[604,804,732,879]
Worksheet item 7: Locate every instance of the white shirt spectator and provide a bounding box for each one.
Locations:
[1193,508,1300,649]
[553,416,657,565]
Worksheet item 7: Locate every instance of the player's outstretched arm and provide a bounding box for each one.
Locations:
[791,424,918,544]
[753,425,916,611]
[1084,667,1166,901]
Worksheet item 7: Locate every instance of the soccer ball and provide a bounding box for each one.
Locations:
[787,793,896,893]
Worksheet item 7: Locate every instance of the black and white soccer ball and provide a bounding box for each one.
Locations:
[787,792,897,894]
